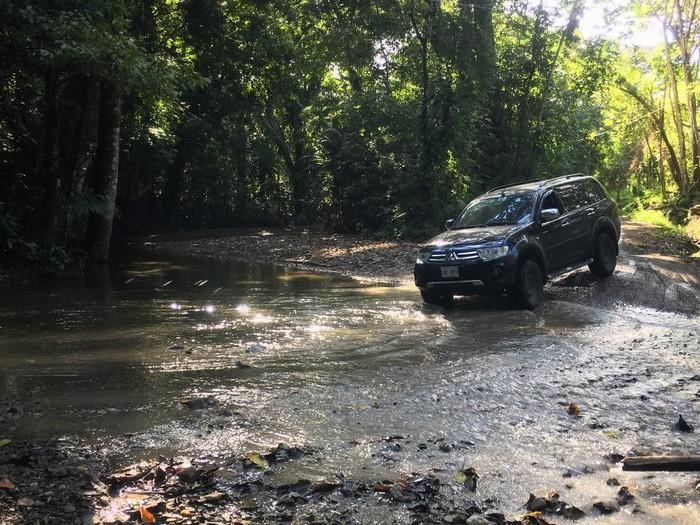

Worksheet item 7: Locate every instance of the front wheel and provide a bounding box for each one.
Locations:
[589,232,617,277]
[512,259,544,309]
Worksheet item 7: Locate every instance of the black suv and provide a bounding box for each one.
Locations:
[414,174,620,308]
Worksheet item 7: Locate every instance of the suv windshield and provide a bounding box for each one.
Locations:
[452,191,535,229]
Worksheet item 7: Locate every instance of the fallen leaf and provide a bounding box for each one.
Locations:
[453,466,479,491]
[373,482,392,493]
[245,452,269,469]
[312,479,342,492]
[567,403,581,416]
[0,439,12,448]
[139,505,155,523]
[603,430,619,439]
[198,491,225,503]
[0,478,15,489]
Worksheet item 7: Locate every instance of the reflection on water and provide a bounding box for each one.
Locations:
[0,256,698,521]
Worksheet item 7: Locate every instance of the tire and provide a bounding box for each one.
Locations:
[420,290,452,307]
[589,232,617,277]
[512,259,544,309]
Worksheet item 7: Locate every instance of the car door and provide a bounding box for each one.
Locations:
[536,190,569,272]
[555,182,591,265]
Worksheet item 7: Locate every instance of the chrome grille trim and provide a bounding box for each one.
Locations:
[453,249,478,260]
[427,248,479,263]
[428,251,448,263]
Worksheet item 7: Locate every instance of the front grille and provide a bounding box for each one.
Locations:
[427,248,479,263]
[453,249,478,261]
[428,250,448,263]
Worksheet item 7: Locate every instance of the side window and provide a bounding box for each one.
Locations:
[574,181,594,207]
[556,183,580,213]
[587,180,607,202]
[541,191,563,214]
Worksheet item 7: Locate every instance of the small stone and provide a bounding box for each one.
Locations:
[674,415,694,432]
[17,497,33,507]
[525,494,548,512]
[605,452,625,463]
[177,467,201,483]
[606,477,620,486]
[64,503,76,513]
[593,501,618,515]
[466,516,491,525]
[616,486,634,506]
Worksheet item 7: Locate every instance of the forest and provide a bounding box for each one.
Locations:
[0,0,698,271]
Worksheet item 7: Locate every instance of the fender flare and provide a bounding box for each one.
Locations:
[513,240,548,282]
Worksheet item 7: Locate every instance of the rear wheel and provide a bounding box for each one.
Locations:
[589,232,617,277]
[512,259,544,309]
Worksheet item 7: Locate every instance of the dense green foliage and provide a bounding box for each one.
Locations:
[1,0,698,270]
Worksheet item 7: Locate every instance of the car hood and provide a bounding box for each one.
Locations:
[424,224,526,248]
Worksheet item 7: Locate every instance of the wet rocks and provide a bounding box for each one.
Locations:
[179,396,218,410]
[0,440,99,525]
[525,492,585,520]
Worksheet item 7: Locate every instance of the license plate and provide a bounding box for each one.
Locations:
[440,266,459,279]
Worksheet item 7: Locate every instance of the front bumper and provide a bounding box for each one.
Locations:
[414,257,517,295]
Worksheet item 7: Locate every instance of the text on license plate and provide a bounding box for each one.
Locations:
[440,266,459,278]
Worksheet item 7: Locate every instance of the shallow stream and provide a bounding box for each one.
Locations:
[1,256,698,523]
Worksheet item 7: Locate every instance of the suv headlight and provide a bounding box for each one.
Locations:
[477,246,509,261]
[416,250,431,264]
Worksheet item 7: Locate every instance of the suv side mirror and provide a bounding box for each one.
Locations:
[444,219,454,230]
[541,208,561,222]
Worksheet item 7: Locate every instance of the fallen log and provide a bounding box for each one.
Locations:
[622,456,700,472]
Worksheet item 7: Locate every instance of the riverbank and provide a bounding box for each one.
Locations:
[0,437,600,525]
[130,227,419,283]
[132,220,700,313]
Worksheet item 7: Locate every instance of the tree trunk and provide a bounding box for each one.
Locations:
[662,21,688,192]
[619,82,685,193]
[163,140,187,231]
[673,0,699,182]
[85,79,121,264]
[39,67,60,246]
[658,132,667,199]
[408,3,436,214]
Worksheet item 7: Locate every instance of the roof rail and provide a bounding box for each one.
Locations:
[487,179,543,192]
[547,172,585,182]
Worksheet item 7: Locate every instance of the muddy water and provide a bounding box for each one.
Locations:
[1,257,699,523]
